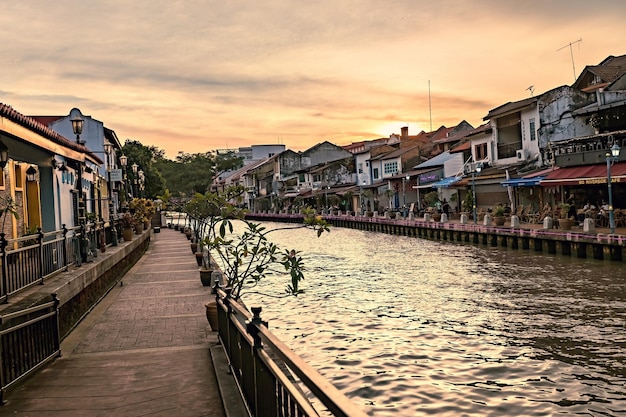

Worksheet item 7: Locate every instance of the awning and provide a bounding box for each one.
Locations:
[430,176,462,188]
[540,162,626,186]
[501,177,545,187]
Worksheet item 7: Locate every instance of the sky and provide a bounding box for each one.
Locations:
[1,1,626,159]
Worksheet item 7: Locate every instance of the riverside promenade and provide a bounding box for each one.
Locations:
[0,228,244,417]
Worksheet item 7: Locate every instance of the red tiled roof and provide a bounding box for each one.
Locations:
[1,104,92,156]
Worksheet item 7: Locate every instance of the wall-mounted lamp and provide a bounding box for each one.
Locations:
[26,165,38,182]
[0,139,9,169]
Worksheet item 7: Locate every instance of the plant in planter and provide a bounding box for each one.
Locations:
[558,203,575,230]
[492,204,506,226]
[183,188,246,286]
[204,207,330,301]
[120,211,135,241]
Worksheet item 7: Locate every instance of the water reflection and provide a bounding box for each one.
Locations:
[239,222,626,416]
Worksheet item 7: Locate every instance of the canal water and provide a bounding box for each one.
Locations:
[237,221,626,416]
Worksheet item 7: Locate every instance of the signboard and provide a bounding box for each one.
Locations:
[109,169,123,182]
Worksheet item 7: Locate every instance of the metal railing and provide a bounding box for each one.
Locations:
[215,286,368,417]
[0,293,60,403]
[0,222,118,303]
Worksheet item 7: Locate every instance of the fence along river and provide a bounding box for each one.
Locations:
[239,221,626,416]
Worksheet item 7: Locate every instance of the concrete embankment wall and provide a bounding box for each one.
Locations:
[1,231,151,339]
[245,213,626,263]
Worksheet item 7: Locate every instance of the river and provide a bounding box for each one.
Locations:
[234,221,626,416]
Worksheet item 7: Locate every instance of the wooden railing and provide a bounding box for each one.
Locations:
[214,286,368,417]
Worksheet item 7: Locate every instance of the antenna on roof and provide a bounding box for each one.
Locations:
[428,80,432,132]
[557,38,582,82]
[526,85,535,96]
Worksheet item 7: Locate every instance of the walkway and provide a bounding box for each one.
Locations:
[0,228,237,417]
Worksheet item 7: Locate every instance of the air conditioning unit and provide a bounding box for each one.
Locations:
[516,149,529,161]
[463,163,474,174]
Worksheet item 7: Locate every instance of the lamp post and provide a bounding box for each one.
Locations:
[402,174,410,217]
[119,154,128,204]
[131,163,138,198]
[472,162,483,224]
[103,141,117,246]
[606,141,621,234]
[138,170,145,198]
[360,180,366,215]
[70,108,88,262]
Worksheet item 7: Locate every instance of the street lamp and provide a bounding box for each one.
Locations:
[138,170,145,198]
[131,163,138,198]
[70,108,88,262]
[606,141,621,234]
[119,154,128,203]
[103,141,117,246]
[403,174,410,217]
[360,180,366,215]
[472,162,483,224]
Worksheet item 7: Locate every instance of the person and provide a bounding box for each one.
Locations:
[567,197,577,219]
[442,199,450,216]
[579,201,597,222]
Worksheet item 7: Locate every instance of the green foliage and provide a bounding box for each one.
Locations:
[194,195,329,300]
[121,139,166,199]
[493,204,505,217]
[462,191,473,212]
[0,193,18,233]
[424,191,439,207]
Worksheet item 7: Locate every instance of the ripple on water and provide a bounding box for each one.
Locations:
[241,222,626,416]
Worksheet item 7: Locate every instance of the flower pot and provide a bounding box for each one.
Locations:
[493,216,506,226]
[191,242,198,254]
[195,252,203,266]
[432,213,441,222]
[559,218,574,230]
[122,227,133,242]
[199,268,213,286]
[135,222,144,234]
[174,224,179,231]
[205,301,218,331]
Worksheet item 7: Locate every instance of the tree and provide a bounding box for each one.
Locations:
[121,139,166,199]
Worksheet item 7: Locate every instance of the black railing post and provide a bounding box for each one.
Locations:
[37,227,44,284]
[78,224,86,265]
[0,233,8,304]
[52,293,61,358]
[246,307,266,349]
[61,225,69,270]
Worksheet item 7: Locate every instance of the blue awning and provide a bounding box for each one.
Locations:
[501,176,545,187]
[431,176,462,188]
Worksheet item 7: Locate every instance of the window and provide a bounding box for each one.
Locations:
[383,161,398,174]
[358,162,363,174]
[474,143,488,160]
[373,168,379,180]
[529,118,536,141]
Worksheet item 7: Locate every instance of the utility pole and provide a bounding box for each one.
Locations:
[557,38,582,82]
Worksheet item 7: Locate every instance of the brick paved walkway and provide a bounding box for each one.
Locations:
[0,228,228,417]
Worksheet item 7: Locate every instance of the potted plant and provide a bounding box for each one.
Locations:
[558,203,575,230]
[492,204,506,226]
[120,211,135,241]
[204,207,330,301]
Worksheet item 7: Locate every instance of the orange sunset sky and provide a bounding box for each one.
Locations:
[1,1,626,158]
